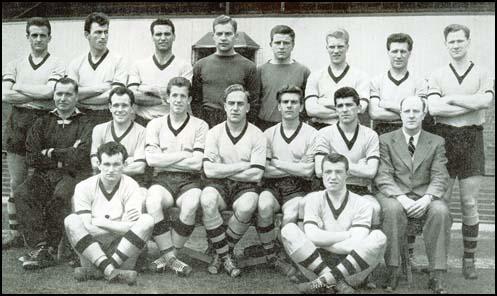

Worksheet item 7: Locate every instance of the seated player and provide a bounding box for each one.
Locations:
[255,85,317,275]
[313,87,381,230]
[281,153,386,293]
[200,84,266,277]
[91,87,147,192]
[15,77,92,270]
[64,141,154,285]
[145,77,208,277]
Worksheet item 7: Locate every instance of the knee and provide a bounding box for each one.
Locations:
[428,200,450,218]
[370,229,387,248]
[258,194,275,219]
[381,198,404,217]
[200,188,219,214]
[64,214,83,231]
[281,223,300,243]
[181,197,200,216]
[145,192,162,211]
[137,214,155,231]
[235,199,258,219]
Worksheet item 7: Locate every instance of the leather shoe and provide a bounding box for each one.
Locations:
[428,277,448,294]
[462,258,478,280]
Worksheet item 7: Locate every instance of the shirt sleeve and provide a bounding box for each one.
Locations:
[350,199,373,229]
[365,129,380,161]
[250,129,266,170]
[263,129,273,160]
[478,68,495,98]
[122,179,144,219]
[181,61,193,82]
[304,70,320,100]
[313,129,332,156]
[49,57,66,83]
[415,76,428,99]
[303,193,323,228]
[133,127,146,163]
[112,55,128,87]
[90,124,103,158]
[2,60,17,83]
[193,120,209,153]
[73,182,93,215]
[203,127,219,163]
[369,74,381,100]
[356,70,371,101]
[66,57,81,83]
[127,61,141,87]
[145,119,160,149]
[427,71,442,97]
[303,127,318,163]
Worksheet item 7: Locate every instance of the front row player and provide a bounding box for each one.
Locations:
[282,153,386,293]
[145,77,208,276]
[200,84,266,277]
[64,142,154,285]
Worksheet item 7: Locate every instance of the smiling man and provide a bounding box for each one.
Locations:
[191,15,259,128]
[128,18,192,127]
[2,17,66,249]
[281,153,386,294]
[67,12,128,128]
[427,24,494,281]
[90,87,147,191]
[14,77,92,270]
[256,25,311,131]
[144,77,208,277]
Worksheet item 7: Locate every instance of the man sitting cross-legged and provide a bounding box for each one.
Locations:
[145,77,208,277]
[281,153,386,294]
[64,142,154,285]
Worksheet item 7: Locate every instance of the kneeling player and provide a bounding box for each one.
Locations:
[255,85,317,274]
[145,77,208,276]
[282,153,386,293]
[200,84,266,277]
[65,142,154,285]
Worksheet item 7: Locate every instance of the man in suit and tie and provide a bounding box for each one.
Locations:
[375,96,451,294]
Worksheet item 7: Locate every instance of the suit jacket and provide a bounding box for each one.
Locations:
[374,128,448,199]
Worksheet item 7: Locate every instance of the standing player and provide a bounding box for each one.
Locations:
[369,33,428,135]
[256,25,311,131]
[15,77,92,269]
[91,87,147,191]
[145,77,208,277]
[305,28,369,130]
[282,153,386,293]
[427,24,494,280]
[191,15,259,128]
[254,85,316,275]
[313,87,381,230]
[128,18,192,127]
[67,12,128,128]
[369,32,429,269]
[2,17,65,249]
[200,84,266,277]
[64,141,154,285]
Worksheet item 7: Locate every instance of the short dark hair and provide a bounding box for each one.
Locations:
[84,12,109,34]
[109,86,135,106]
[276,85,303,104]
[150,18,175,35]
[223,84,249,103]
[26,17,51,36]
[97,141,128,163]
[270,25,295,43]
[54,77,78,94]
[334,87,360,106]
[444,24,470,40]
[399,96,426,112]
[321,153,349,172]
[167,77,191,96]
[213,15,237,33]
[386,33,413,51]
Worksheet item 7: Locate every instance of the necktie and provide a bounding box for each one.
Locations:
[408,136,415,157]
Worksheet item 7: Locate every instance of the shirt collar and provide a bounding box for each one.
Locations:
[49,107,83,120]
[401,128,421,147]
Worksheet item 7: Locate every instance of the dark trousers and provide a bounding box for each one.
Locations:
[15,170,80,248]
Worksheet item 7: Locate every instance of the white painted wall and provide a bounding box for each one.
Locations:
[2,14,495,80]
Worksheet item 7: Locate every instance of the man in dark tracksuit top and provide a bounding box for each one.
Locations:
[15,77,93,270]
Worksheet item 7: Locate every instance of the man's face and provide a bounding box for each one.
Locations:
[109,94,133,124]
[213,23,236,53]
[27,25,51,53]
[166,86,191,115]
[388,42,411,70]
[53,83,77,114]
[326,37,348,65]
[336,97,359,124]
[445,30,470,61]
[271,34,294,62]
[224,91,249,124]
[98,153,124,183]
[152,25,175,52]
[400,97,425,132]
[278,92,302,120]
[86,22,109,51]
[322,160,348,192]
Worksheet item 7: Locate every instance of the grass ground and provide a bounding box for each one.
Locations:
[2,206,495,294]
